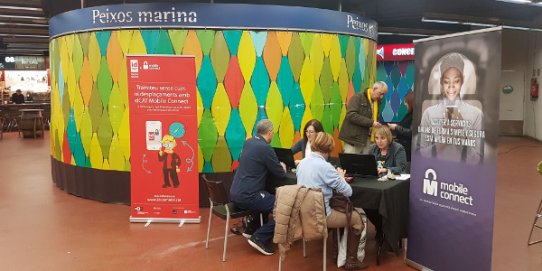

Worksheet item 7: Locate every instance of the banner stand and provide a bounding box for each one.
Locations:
[407,27,501,271]
[127,55,200,225]
[130,217,201,225]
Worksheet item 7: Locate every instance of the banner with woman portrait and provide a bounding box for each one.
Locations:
[407,28,501,271]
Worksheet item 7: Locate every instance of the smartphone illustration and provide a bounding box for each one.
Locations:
[146,121,162,150]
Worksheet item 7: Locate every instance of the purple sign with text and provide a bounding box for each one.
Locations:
[407,28,501,271]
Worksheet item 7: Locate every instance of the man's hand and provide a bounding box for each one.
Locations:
[176,167,180,173]
[159,150,163,156]
[294,159,301,166]
[372,121,383,128]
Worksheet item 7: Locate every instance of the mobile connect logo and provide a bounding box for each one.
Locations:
[422,168,474,206]
[130,59,138,73]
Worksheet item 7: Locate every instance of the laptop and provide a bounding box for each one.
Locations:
[338,153,378,177]
[273,147,296,170]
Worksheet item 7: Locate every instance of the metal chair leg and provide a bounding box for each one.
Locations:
[205,201,213,249]
[223,205,230,262]
[302,238,306,257]
[528,198,542,246]
[323,237,327,271]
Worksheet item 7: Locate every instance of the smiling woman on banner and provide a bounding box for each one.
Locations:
[418,52,484,164]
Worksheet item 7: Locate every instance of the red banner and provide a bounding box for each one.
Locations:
[127,55,199,223]
[376,43,415,61]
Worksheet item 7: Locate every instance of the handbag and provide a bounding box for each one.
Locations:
[329,191,353,230]
[329,192,353,214]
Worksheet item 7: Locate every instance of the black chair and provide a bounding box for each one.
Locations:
[202,174,256,261]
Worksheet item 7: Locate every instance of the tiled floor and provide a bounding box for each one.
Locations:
[0,132,541,270]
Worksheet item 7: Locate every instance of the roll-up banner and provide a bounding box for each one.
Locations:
[127,55,200,224]
[407,27,501,271]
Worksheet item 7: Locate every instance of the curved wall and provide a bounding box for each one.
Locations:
[49,3,377,202]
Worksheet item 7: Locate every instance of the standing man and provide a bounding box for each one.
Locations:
[339,81,388,154]
[230,119,287,256]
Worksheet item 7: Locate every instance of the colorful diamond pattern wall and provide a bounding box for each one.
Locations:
[376,60,415,122]
[50,29,376,173]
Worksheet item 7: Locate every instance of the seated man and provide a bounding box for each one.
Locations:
[230,119,287,256]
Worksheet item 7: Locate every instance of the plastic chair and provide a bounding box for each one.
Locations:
[528,197,542,245]
[202,174,258,262]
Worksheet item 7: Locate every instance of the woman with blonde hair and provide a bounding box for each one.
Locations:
[296,132,368,270]
[366,126,407,241]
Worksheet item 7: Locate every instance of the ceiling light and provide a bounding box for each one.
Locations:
[0,22,48,27]
[495,0,542,5]
[378,32,430,37]
[0,34,48,38]
[0,14,47,20]
[0,5,42,11]
[422,17,542,32]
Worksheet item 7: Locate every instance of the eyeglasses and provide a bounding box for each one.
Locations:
[305,130,316,134]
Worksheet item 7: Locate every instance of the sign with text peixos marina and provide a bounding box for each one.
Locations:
[49,3,377,40]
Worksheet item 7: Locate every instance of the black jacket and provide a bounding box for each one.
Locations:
[230,136,286,203]
[394,112,412,161]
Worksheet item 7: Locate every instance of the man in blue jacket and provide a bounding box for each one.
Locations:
[230,119,287,256]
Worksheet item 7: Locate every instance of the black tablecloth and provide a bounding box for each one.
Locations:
[349,178,410,252]
[266,171,409,253]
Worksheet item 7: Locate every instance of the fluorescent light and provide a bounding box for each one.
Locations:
[422,17,496,27]
[0,14,47,20]
[466,22,496,27]
[421,18,460,25]
[496,0,542,5]
[496,0,533,3]
[422,17,542,32]
[0,34,48,38]
[0,22,48,27]
[0,5,42,11]
[378,32,430,37]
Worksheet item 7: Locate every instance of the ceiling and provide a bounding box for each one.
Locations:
[0,0,541,56]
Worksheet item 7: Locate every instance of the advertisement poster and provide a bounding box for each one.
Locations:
[127,55,200,223]
[407,28,501,271]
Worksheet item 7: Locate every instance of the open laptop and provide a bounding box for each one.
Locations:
[273,147,296,170]
[338,153,379,177]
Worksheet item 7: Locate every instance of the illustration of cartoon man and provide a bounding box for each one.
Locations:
[158,135,181,188]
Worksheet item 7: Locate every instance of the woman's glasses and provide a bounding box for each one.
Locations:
[305,130,315,135]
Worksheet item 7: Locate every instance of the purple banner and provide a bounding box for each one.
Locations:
[407,28,501,271]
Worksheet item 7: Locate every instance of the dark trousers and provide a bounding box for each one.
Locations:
[163,168,179,187]
[233,191,275,244]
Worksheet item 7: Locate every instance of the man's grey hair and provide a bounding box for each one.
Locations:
[256,119,274,136]
[374,81,388,90]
